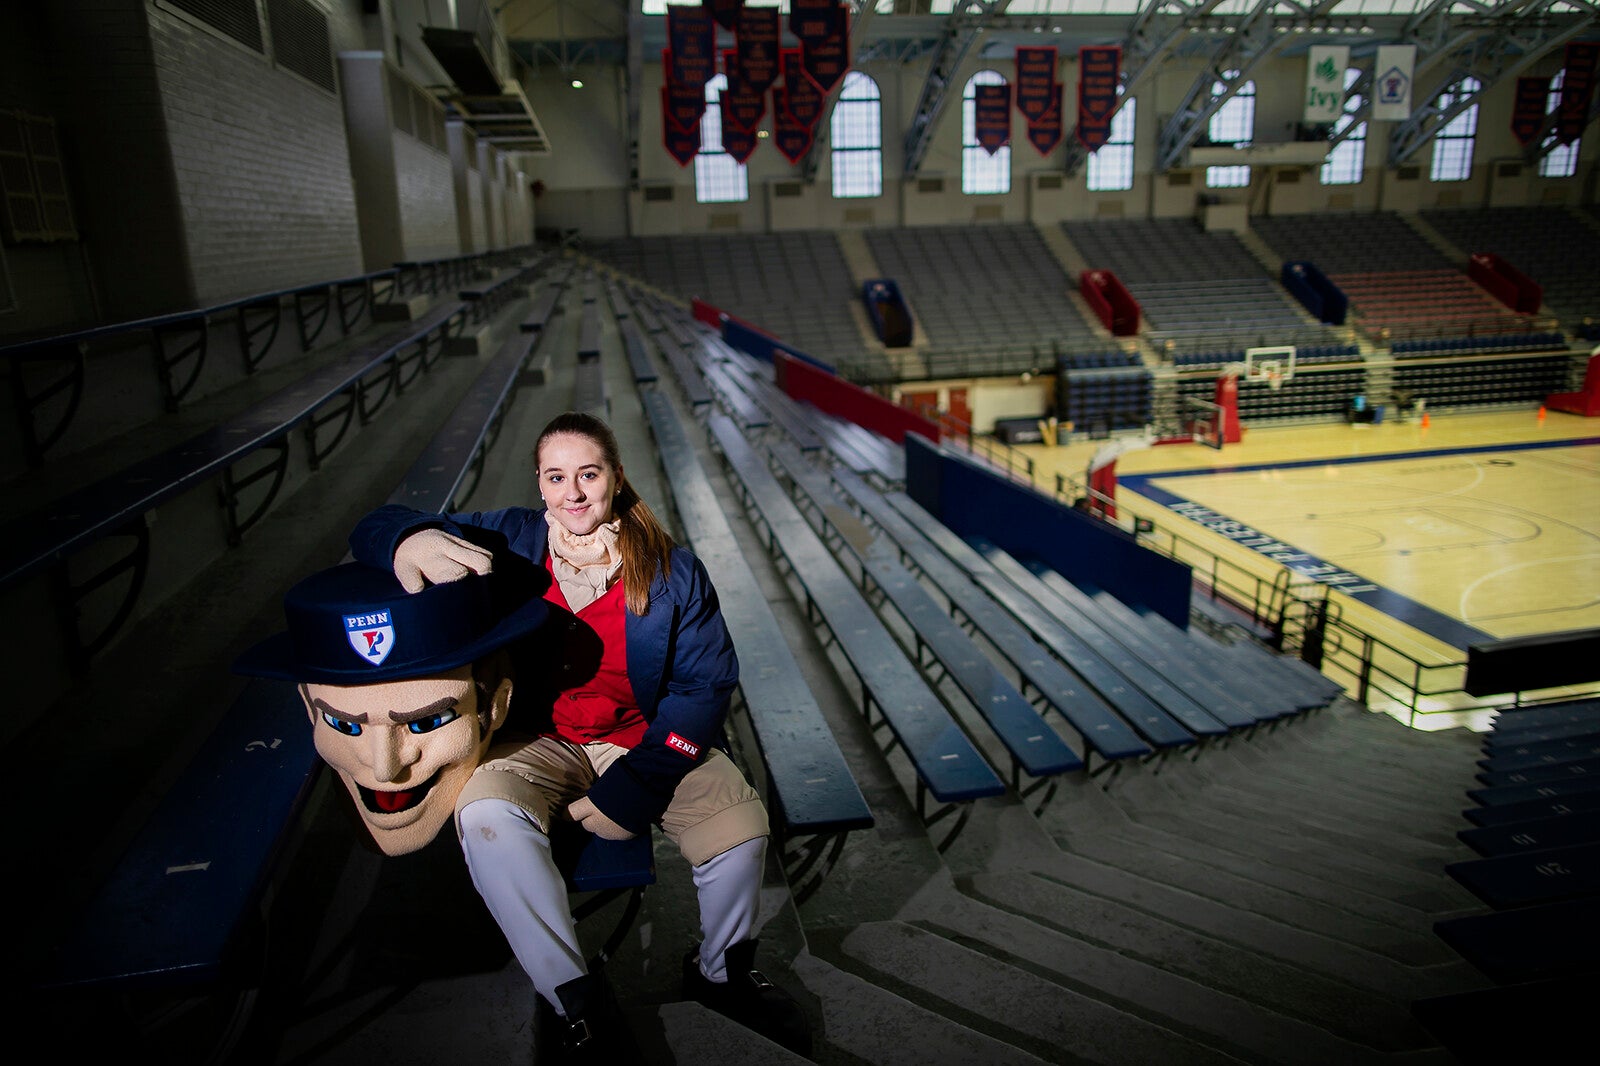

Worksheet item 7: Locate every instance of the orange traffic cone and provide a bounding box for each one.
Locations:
[1538,404,1547,421]
[1420,412,1431,429]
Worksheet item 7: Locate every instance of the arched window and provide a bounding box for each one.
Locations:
[1086,93,1135,192]
[1430,75,1481,182]
[832,71,882,198]
[962,69,1010,195]
[695,73,748,204]
[1206,73,1255,189]
[1540,69,1581,179]
[1321,68,1366,186]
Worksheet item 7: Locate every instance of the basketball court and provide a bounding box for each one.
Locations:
[1014,400,1600,726]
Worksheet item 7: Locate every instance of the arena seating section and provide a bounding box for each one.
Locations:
[1063,218,1343,355]
[582,231,865,371]
[1419,206,1600,336]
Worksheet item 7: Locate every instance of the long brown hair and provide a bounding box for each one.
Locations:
[534,411,674,615]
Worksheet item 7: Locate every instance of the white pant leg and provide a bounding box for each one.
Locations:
[458,797,586,1010]
[691,836,766,983]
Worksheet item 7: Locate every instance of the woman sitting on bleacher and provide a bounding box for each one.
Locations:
[349,412,809,1062]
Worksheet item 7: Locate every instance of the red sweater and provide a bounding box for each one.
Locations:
[543,569,647,749]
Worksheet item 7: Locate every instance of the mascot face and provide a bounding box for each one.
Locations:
[301,666,509,855]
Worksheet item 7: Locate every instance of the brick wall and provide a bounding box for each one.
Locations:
[148,2,364,304]
[395,133,458,261]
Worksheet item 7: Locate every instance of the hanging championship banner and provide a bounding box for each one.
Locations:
[974,82,1011,154]
[781,48,825,129]
[710,0,743,32]
[721,49,765,131]
[1027,86,1063,156]
[735,6,780,94]
[802,4,850,92]
[663,94,701,166]
[1557,41,1599,146]
[662,50,706,132]
[1077,44,1120,147]
[1372,45,1415,121]
[1014,46,1058,123]
[773,91,813,163]
[720,95,758,163]
[790,0,837,44]
[667,5,715,87]
[1510,75,1550,147]
[1303,45,1349,123]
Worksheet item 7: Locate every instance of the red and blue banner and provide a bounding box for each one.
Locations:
[1077,45,1121,152]
[790,0,837,44]
[1557,41,1599,146]
[661,50,706,132]
[801,4,850,92]
[1014,46,1058,123]
[709,0,743,32]
[735,5,780,94]
[974,82,1011,154]
[721,48,765,131]
[663,92,701,166]
[666,5,715,87]
[773,91,813,163]
[720,95,758,163]
[781,48,824,129]
[1510,75,1549,147]
[1027,86,1064,156]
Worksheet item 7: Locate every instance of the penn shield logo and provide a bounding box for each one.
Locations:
[665,732,700,759]
[345,609,395,666]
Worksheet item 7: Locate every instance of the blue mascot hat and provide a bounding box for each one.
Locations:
[234,561,549,684]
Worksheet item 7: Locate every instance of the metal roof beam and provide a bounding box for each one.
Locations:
[902,0,1013,180]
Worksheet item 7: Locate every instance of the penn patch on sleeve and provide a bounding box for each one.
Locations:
[665,732,701,759]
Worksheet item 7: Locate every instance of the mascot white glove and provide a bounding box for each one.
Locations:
[392,528,495,593]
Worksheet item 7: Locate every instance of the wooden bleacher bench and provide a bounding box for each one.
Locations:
[458,261,537,323]
[618,319,659,386]
[574,354,609,419]
[577,300,602,361]
[0,298,467,668]
[0,268,400,467]
[981,546,1242,736]
[701,360,770,430]
[708,412,1005,846]
[1432,898,1599,984]
[640,391,872,898]
[766,439,1084,790]
[822,466,1154,773]
[520,284,563,334]
[813,414,906,487]
[736,374,824,452]
[36,308,648,1008]
[661,341,714,411]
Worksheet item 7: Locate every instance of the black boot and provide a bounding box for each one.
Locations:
[536,972,642,1063]
[682,938,813,1058]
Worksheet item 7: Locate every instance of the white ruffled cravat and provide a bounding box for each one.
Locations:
[547,518,623,612]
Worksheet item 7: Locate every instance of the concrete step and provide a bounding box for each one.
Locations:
[790,949,1052,1066]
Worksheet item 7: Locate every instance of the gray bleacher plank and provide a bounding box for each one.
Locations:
[639,391,872,836]
[1432,898,1600,984]
[1,299,466,592]
[1461,790,1600,828]
[708,413,1006,807]
[767,440,1083,780]
[1458,811,1600,858]
[701,360,770,429]
[520,284,563,333]
[978,546,1236,736]
[618,319,660,385]
[820,470,1153,765]
[1445,842,1600,908]
[884,496,1197,751]
[1478,733,1600,774]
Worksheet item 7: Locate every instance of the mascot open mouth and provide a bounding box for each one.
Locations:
[358,772,438,814]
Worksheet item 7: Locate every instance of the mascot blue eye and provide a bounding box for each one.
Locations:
[409,708,460,734]
[322,711,361,736]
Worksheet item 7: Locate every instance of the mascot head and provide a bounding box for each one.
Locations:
[235,562,547,855]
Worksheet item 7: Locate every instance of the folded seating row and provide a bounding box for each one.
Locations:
[1411,695,1600,1063]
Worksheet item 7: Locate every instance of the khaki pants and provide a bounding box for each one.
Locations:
[456,735,769,865]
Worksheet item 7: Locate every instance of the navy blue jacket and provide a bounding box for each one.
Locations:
[350,504,740,835]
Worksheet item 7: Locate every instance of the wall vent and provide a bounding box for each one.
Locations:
[973,204,1003,222]
[843,207,875,225]
[160,0,264,52]
[1167,170,1193,187]
[1496,162,1523,178]
[267,0,335,93]
[1095,200,1125,218]
[1036,173,1063,190]
[643,185,674,203]
[0,110,78,242]
[1327,193,1355,210]
[917,177,944,193]
[1436,189,1462,208]
[1276,168,1301,184]
[773,181,803,198]
[1396,165,1421,181]
[708,212,741,230]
